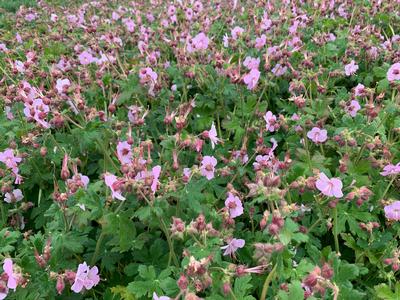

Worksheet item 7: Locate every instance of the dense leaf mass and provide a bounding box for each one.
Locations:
[0,0,400,299]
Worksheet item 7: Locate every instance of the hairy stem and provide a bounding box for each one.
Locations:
[260,264,277,300]
[333,206,340,255]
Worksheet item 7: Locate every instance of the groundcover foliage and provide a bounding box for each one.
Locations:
[0,0,400,299]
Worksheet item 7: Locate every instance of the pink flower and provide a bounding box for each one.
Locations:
[264,111,277,132]
[5,107,13,120]
[3,259,18,291]
[252,138,278,170]
[25,13,37,22]
[316,172,343,198]
[71,262,100,293]
[232,150,249,164]
[104,173,125,201]
[243,57,260,70]
[153,292,170,300]
[307,127,328,144]
[112,11,120,20]
[271,64,287,77]
[78,51,96,65]
[23,98,50,128]
[200,156,217,180]
[231,26,244,40]
[123,18,135,32]
[151,166,161,193]
[354,83,366,97]
[56,78,71,95]
[345,100,361,117]
[50,14,58,22]
[183,168,192,183]
[4,189,23,204]
[344,60,359,76]
[187,32,209,52]
[225,193,243,218]
[221,238,245,256]
[116,141,132,165]
[207,123,220,149]
[380,163,400,176]
[223,34,229,48]
[243,69,260,90]
[14,60,25,74]
[0,149,22,174]
[387,63,400,81]
[135,166,161,193]
[15,33,23,44]
[384,201,400,221]
[255,34,266,49]
[185,8,193,20]
[139,67,158,82]
[56,58,71,72]
[67,174,90,191]
[0,43,8,53]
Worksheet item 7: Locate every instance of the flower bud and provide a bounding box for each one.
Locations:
[177,274,188,290]
[56,276,65,295]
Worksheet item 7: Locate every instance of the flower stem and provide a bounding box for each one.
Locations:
[381,177,396,200]
[333,206,340,255]
[91,231,106,265]
[137,189,179,267]
[0,201,5,228]
[160,218,179,267]
[260,264,277,300]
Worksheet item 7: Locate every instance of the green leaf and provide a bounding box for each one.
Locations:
[374,283,399,300]
[233,275,255,299]
[127,280,157,297]
[119,213,136,252]
[138,265,156,280]
[111,285,135,300]
[288,281,304,300]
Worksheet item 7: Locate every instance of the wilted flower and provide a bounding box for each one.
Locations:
[221,238,245,256]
